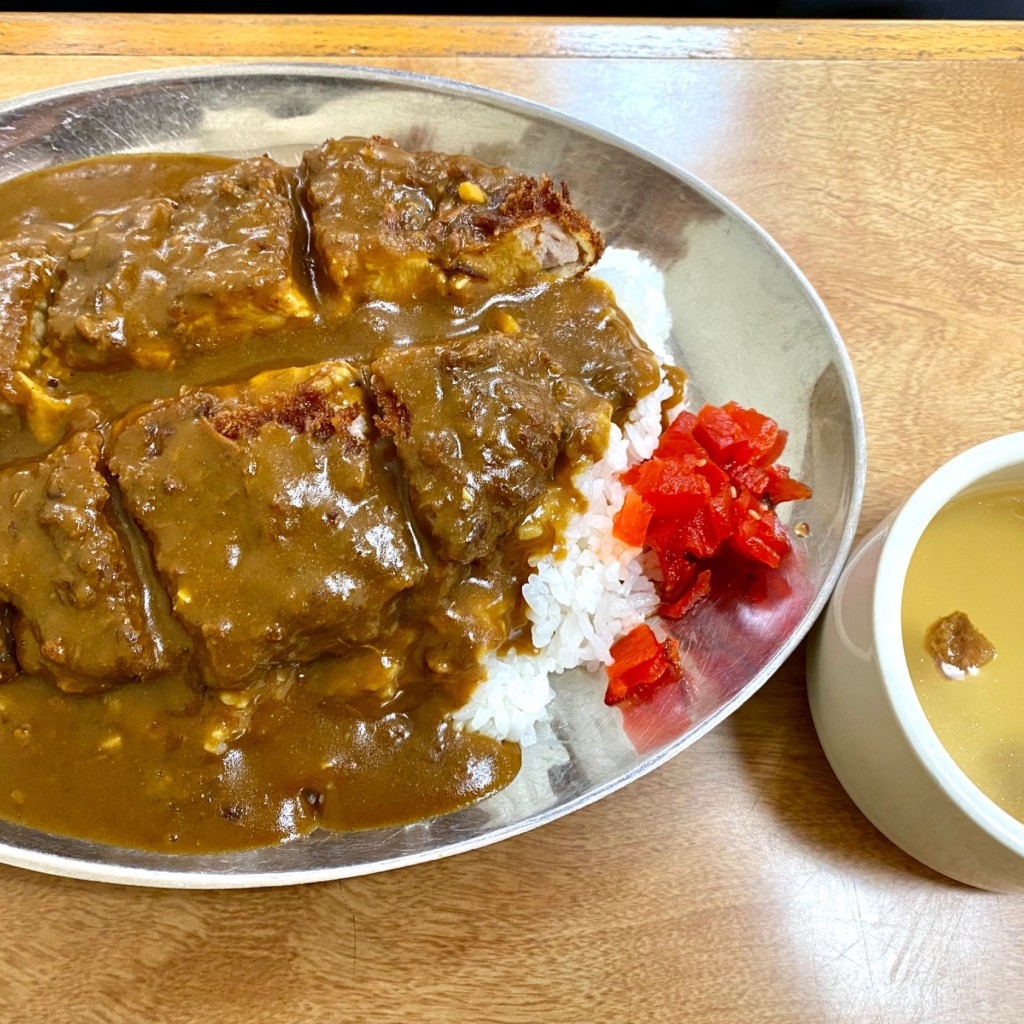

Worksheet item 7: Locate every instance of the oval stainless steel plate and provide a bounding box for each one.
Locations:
[0,64,865,887]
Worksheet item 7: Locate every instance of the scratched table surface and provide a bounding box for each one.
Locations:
[1,14,1023,1023]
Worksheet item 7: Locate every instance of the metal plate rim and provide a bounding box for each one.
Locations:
[0,62,866,887]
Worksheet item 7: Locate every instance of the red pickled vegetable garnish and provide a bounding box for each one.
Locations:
[691,404,741,461]
[647,536,704,606]
[694,402,786,466]
[612,491,654,547]
[604,400,812,706]
[653,410,703,460]
[764,464,813,505]
[725,460,770,499]
[728,509,789,568]
[659,568,712,620]
[605,624,682,706]
[620,458,709,517]
[607,623,661,676]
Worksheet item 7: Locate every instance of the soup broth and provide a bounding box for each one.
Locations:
[902,484,1024,821]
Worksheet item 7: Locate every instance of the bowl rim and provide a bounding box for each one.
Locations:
[0,62,867,886]
[874,431,1024,854]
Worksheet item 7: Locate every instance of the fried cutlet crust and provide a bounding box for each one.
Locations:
[0,431,187,691]
[109,362,426,687]
[46,158,312,371]
[302,136,604,309]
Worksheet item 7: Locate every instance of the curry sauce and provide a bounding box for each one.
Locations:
[0,141,660,852]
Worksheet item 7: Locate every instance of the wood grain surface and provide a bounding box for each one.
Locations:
[2,16,1024,1024]
[2,13,1024,60]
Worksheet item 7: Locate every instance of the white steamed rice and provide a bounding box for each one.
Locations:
[450,248,676,746]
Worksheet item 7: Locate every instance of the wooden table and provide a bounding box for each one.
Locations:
[2,15,1023,1023]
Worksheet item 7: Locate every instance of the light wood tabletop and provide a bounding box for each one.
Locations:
[2,14,1023,1023]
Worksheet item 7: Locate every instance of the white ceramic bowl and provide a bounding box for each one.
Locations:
[808,433,1024,892]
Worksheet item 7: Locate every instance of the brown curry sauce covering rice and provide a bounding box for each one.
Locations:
[0,136,662,851]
